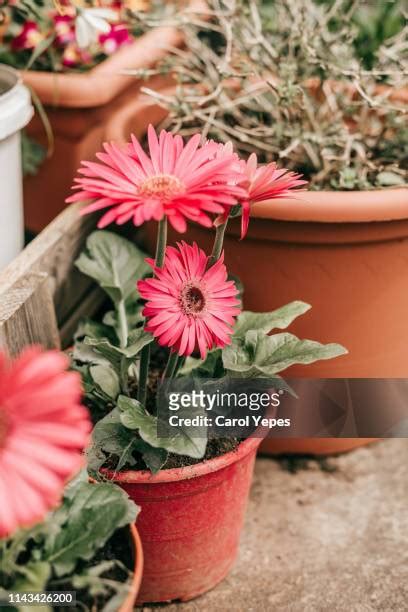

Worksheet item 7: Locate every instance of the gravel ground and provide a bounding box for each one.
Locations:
[139,439,408,612]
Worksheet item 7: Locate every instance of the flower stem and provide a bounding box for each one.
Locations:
[162,351,179,381]
[155,217,168,268]
[208,220,228,267]
[137,344,150,405]
[117,298,128,349]
[138,218,168,405]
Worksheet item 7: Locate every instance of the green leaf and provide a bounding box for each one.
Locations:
[138,441,168,474]
[118,395,207,460]
[70,559,132,611]
[103,302,144,332]
[44,481,139,577]
[0,523,47,577]
[75,231,149,306]
[88,409,140,473]
[21,132,46,177]
[376,171,406,187]
[85,329,153,361]
[12,561,51,592]
[89,407,168,473]
[90,364,120,400]
[75,319,118,344]
[84,329,153,374]
[179,349,222,377]
[229,273,244,305]
[233,302,311,337]
[223,330,347,378]
[11,561,53,612]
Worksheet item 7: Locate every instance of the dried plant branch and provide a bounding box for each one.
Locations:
[139,0,407,190]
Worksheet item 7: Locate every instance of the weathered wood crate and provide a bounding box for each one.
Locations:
[0,204,139,356]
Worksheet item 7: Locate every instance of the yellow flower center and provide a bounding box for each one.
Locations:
[180,283,206,315]
[27,30,44,47]
[139,174,184,200]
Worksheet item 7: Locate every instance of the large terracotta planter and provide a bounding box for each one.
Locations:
[106,436,260,604]
[105,92,407,455]
[160,194,407,456]
[21,14,196,233]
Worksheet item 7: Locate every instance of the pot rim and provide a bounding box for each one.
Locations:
[251,187,408,224]
[0,63,21,101]
[103,435,261,484]
[119,523,144,612]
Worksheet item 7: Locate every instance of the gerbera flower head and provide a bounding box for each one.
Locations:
[238,153,307,238]
[53,14,75,46]
[66,126,246,233]
[99,23,131,54]
[0,347,91,538]
[74,7,118,49]
[61,43,89,67]
[137,242,241,359]
[12,21,43,51]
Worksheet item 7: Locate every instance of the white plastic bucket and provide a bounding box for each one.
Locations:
[0,64,34,270]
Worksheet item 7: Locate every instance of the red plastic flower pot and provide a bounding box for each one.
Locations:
[104,436,261,604]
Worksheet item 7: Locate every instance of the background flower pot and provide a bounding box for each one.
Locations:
[0,64,33,268]
[105,436,261,604]
[21,19,189,233]
[106,94,407,455]
[259,438,379,456]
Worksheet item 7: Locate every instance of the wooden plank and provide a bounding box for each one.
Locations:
[0,273,60,357]
[0,204,98,329]
[0,202,144,350]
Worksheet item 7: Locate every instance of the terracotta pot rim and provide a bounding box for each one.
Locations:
[103,435,261,484]
[120,523,144,612]
[251,188,408,224]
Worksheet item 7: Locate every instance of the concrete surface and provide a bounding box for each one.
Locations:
[139,439,408,612]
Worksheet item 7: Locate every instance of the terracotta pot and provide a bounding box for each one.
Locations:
[259,437,379,456]
[105,436,260,604]
[121,523,144,612]
[24,74,173,233]
[106,92,407,455]
[21,0,206,233]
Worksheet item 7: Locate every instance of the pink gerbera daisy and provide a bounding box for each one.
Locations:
[99,24,132,54]
[66,126,246,233]
[238,153,307,238]
[11,21,43,51]
[0,347,91,538]
[137,242,241,359]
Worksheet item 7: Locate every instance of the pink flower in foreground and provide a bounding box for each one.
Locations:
[61,43,91,68]
[99,24,131,54]
[238,153,307,238]
[53,14,75,47]
[66,126,246,233]
[12,21,43,51]
[138,242,241,359]
[0,348,91,538]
